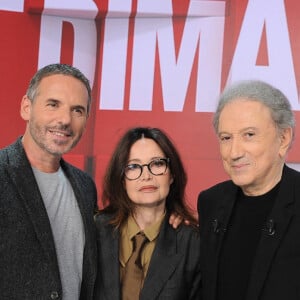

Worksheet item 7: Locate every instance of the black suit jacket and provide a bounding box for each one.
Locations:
[94,213,201,300]
[0,137,97,300]
[197,165,300,300]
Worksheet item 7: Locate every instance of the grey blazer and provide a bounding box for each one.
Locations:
[0,137,97,300]
[94,213,201,300]
[198,165,300,300]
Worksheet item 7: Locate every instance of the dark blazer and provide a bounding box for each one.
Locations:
[197,165,300,300]
[94,213,201,300]
[0,137,97,300]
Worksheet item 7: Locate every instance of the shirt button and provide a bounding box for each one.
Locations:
[50,291,59,299]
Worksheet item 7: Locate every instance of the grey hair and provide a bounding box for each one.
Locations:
[26,63,92,114]
[213,80,295,142]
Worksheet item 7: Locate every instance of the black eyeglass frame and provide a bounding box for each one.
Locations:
[123,158,170,180]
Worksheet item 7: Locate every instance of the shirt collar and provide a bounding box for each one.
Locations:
[124,212,165,242]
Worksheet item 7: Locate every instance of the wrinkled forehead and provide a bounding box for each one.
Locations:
[218,99,274,132]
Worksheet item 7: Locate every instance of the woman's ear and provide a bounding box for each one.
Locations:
[169,174,174,185]
[20,95,32,121]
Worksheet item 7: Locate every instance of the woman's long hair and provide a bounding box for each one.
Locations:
[98,127,197,228]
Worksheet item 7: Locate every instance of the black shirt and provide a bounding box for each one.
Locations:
[216,183,280,300]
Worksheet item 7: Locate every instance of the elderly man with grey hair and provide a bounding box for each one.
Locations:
[198,80,299,300]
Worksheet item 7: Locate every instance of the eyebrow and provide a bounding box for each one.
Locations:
[47,98,87,112]
[127,156,165,163]
[218,127,258,134]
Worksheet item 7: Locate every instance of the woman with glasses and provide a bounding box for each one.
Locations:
[94,127,201,300]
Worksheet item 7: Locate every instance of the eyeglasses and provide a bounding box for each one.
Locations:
[124,158,170,180]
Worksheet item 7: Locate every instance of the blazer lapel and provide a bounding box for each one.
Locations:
[61,160,96,251]
[213,183,238,250]
[246,166,295,300]
[61,161,97,298]
[140,218,183,300]
[98,221,120,299]
[6,139,59,271]
[209,183,238,300]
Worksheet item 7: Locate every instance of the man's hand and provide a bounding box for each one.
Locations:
[169,213,190,229]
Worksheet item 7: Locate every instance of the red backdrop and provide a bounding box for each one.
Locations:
[1,0,300,211]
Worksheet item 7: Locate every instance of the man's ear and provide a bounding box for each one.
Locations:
[279,127,293,157]
[20,95,31,121]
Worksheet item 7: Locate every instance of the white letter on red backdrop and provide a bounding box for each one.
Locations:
[99,0,225,112]
[99,0,132,110]
[228,0,299,109]
[130,0,225,112]
[129,0,173,111]
[0,1,24,12]
[38,0,98,87]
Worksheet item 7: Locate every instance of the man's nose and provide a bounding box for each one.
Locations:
[230,137,244,160]
[57,108,72,124]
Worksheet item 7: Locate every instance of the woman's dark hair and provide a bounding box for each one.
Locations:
[99,127,197,228]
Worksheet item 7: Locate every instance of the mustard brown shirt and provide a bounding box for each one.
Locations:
[119,214,165,283]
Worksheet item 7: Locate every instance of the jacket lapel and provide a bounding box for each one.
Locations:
[61,160,97,299]
[140,218,183,300]
[209,183,238,300]
[6,139,59,271]
[246,165,295,300]
[99,220,121,299]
